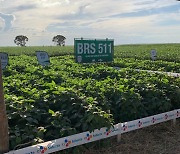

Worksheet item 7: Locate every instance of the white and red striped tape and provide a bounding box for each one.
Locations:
[6,109,180,154]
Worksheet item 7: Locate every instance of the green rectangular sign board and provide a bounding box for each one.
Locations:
[74,38,114,63]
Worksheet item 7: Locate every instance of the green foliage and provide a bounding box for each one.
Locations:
[1,44,180,151]
[0,43,180,62]
[114,44,180,62]
[0,46,73,56]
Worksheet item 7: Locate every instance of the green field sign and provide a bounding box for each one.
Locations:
[74,38,114,63]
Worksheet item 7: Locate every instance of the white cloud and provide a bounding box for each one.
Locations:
[0,12,15,31]
[36,0,70,7]
[0,17,4,25]
[0,0,180,46]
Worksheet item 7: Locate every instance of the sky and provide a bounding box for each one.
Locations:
[0,0,180,46]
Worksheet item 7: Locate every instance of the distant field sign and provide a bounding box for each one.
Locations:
[36,51,50,66]
[151,49,157,61]
[74,38,114,63]
[0,52,8,69]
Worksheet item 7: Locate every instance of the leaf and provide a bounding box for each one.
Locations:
[48,109,55,116]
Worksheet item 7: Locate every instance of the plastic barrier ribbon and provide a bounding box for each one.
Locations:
[6,109,180,154]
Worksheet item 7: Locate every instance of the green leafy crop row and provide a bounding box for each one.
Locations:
[2,55,180,150]
[1,44,180,62]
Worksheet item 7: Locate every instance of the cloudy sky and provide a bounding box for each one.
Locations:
[0,0,180,46]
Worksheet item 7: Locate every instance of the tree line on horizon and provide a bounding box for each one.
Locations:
[14,35,66,47]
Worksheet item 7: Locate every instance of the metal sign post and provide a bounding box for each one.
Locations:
[0,59,9,154]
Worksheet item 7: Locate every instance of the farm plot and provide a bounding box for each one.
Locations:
[1,43,180,62]
[2,50,179,151]
[114,44,180,62]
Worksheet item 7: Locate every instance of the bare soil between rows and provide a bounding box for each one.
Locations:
[57,119,180,154]
[82,119,180,154]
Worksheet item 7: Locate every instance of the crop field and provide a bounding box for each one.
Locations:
[1,43,180,61]
[0,44,180,152]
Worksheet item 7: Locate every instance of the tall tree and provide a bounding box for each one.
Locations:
[52,35,66,46]
[14,35,28,47]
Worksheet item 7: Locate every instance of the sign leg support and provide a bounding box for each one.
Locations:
[117,134,121,143]
[172,119,176,127]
